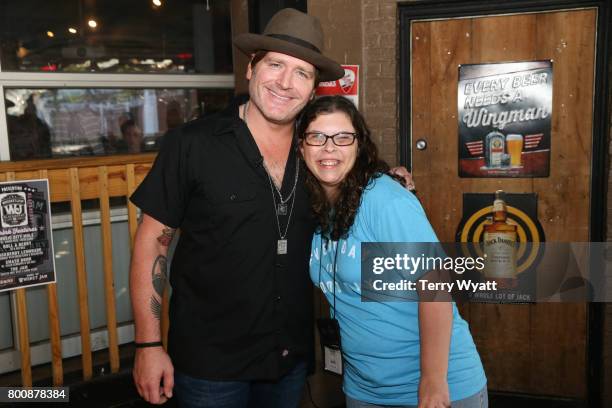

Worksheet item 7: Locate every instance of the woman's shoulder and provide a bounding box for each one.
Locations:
[359,174,438,242]
[364,174,421,206]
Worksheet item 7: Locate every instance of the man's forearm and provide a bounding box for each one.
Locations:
[130,216,176,342]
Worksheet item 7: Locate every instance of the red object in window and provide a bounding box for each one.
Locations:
[41,64,58,71]
[177,53,193,60]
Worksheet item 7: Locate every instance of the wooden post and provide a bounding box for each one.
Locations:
[98,166,120,373]
[39,169,64,386]
[69,168,92,380]
[5,172,32,386]
[4,171,33,386]
[126,164,138,249]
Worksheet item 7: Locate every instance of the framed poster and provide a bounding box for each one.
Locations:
[458,61,552,177]
[0,179,55,292]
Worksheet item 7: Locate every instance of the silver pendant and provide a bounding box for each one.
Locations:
[277,239,287,254]
[277,203,287,215]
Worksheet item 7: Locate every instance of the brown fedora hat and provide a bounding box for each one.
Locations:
[234,8,344,82]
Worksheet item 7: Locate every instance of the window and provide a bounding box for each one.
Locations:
[0,2,236,161]
[0,0,232,74]
[4,87,233,160]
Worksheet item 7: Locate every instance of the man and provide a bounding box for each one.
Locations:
[130,8,414,407]
[120,119,144,154]
[130,8,345,407]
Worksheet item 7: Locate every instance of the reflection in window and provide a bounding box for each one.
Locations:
[0,0,232,73]
[4,88,233,160]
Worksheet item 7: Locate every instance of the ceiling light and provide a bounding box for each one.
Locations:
[68,27,77,34]
[46,31,54,38]
[88,19,97,28]
[152,0,162,7]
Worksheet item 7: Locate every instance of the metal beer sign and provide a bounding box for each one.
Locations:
[458,61,552,178]
[0,179,55,292]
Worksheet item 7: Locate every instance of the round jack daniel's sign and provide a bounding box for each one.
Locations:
[0,192,28,228]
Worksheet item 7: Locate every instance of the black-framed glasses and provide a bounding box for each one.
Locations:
[302,132,357,146]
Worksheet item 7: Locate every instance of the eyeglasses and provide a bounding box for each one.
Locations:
[302,132,357,146]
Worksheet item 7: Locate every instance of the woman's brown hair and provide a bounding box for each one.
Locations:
[298,95,392,241]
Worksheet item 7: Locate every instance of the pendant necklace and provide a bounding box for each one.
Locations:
[266,169,297,254]
[243,101,298,254]
[263,159,299,215]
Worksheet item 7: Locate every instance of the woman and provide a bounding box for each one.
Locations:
[298,96,487,408]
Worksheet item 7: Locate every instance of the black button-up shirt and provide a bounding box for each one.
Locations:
[130,103,315,380]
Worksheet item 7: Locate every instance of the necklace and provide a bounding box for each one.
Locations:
[266,169,297,254]
[243,101,299,254]
[243,101,300,215]
[262,159,299,215]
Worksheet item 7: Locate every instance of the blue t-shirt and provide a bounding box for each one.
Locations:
[309,175,486,405]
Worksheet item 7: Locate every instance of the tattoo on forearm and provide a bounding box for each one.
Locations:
[150,255,168,321]
[156,227,176,246]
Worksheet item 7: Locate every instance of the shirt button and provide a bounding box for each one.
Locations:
[229,194,237,201]
[281,349,289,357]
[276,295,281,301]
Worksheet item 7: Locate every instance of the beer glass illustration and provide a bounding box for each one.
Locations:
[506,134,523,167]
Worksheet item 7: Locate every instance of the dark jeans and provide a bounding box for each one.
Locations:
[174,361,307,408]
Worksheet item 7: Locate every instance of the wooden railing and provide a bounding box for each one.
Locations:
[0,154,157,386]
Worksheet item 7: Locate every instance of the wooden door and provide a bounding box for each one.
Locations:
[408,9,597,398]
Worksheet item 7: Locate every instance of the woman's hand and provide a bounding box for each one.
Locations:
[418,375,450,408]
[418,302,452,407]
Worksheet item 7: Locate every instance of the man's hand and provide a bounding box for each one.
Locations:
[133,347,174,404]
[130,214,176,404]
[418,375,450,408]
[389,166,416,191]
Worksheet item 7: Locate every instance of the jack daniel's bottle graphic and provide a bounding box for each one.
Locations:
[483,190,518,288]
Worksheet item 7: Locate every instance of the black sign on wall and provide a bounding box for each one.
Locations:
[0,179,55,292]
[458,61,553,178]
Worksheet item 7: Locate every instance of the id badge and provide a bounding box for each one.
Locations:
[317,318,343,375]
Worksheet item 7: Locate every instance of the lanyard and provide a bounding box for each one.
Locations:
[318,237,340,318]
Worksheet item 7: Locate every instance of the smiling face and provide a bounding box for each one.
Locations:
[300,111,358,200]
[246,52,316,125]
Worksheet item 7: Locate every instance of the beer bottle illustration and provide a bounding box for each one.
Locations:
[483,190,518,288]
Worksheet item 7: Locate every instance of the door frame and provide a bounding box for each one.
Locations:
[398,0,610,406]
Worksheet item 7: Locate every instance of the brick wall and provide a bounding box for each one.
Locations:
[308,0,363,68]
[361,0,399,166]
[309,0,399,166]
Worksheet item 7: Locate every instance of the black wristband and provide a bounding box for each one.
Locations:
[134,341,163,348]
